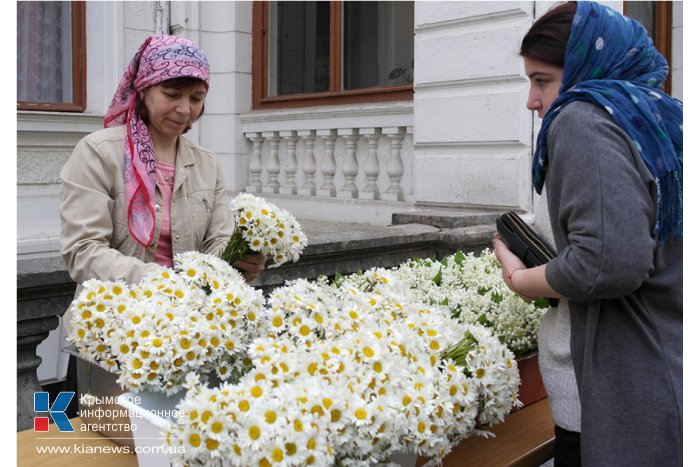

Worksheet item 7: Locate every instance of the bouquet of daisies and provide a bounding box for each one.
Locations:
[67,252,266,394]
[165,273,520,466]
[220,193,308,268]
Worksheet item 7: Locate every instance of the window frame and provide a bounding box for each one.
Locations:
[17,1,87,112]
[252,1,413,110]
[623,1,673,93]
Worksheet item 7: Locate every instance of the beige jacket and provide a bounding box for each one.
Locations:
[60,125,233,290]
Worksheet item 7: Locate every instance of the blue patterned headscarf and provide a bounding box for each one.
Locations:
[532,1,683,242]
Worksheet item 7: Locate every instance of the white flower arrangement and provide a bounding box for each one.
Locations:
[387,249,547,357]
[165,274,520,466]
[220,193,308,268]
[67,252,266,395]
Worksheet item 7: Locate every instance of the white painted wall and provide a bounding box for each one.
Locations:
[413,1,534,212]
[672,1,683,101]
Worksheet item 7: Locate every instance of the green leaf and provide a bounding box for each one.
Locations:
[453,250,466,265]
[533,296,551,308]
[491,293,503,304]
[432,268,442,286]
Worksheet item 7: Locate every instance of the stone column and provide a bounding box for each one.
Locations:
[317,129,338,198]
[382,126,406,202]
[298,130,317,196]
[262,131,281,194]
[245,132,264,193]
[279,130,298,195]
[359,128,381,200]
[338,128,359,199]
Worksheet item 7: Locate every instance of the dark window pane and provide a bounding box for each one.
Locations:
[626,1,655,37]
[343,1,413,90]
[17,1,73,103]
[268,1,330,96]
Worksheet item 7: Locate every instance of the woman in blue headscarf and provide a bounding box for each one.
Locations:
[493,2,682,466]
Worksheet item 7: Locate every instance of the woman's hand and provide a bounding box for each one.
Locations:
[492,233,532,301]
[234,253,267,282]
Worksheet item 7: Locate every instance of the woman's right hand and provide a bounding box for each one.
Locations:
[234,253,267,282]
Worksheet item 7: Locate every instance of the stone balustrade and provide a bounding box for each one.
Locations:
[238,102,416,225]
[244,126,413,205]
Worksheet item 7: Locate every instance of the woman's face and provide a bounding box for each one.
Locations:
[142,81,207,141]
[523,58,563,119]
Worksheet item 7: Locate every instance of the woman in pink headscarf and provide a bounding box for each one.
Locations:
[60,35,265,295]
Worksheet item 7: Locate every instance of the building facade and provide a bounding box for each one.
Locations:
[17,1,683,386]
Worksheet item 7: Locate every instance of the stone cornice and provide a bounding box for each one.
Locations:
[240,102,414,132]
[17,111,104,135]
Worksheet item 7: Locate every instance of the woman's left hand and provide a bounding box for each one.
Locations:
[234,253,267,282]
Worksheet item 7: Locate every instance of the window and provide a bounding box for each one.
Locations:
[253,1,414,109]
[624,1,673,93]
[17,1,86,112]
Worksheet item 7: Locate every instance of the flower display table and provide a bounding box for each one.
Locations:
[417,398,554,467]
[17,400,554,467]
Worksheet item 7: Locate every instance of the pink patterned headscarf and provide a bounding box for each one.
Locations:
[104,35,210,248]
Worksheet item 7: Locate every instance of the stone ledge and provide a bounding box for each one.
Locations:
[392,208,501,229]
[16,218,496,294]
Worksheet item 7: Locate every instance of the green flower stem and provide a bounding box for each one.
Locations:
[441,333,478,368]
[219,231,250,267]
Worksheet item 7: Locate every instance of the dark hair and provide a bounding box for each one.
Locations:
[520,1,576,67]
[135,76,207,134]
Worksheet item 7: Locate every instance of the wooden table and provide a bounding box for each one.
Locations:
[17,418,137,467]
[18,400,553,467]
[417,398,554,467]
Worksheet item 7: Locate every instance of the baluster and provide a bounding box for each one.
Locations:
[359,128,381,200]
[338,128,359,199]
[404,126,414,197]
[297,130,316,196]
[245,132,263,193]
[317,129,337,198]
[262,131,281,194]
[279,130,298,195]
[382,127,406,202]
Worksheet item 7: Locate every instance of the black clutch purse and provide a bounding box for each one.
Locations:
[496,211,555,267]
[496,211,558,306]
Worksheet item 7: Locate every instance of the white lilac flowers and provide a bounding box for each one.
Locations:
[390,249,547,357]
[220,193,308,268]
[165,273,520,466]
[67,252,265,395]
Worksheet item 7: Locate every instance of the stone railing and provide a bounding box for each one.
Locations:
[239,102,415,225]
[244,126,413,202]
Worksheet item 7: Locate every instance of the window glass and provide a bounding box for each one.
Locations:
[343,1,414,90]
[268,1,330,96]
[625,2,655,37]
[253,1,414,108]
[17,1,74,104]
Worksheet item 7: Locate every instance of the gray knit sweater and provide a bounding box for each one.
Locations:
[537,299,581,433]
[543,101,682,466]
